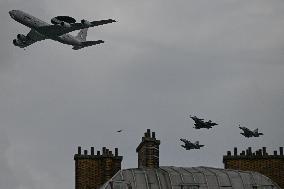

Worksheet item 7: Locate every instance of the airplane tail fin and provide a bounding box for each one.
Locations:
[72,40,104,50]
[76,28,88,42]
[195,141,199,145]
[253,128,258,133]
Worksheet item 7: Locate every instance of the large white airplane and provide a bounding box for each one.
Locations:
[9,10,116,50]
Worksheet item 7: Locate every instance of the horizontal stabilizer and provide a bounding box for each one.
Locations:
[72,40,104,50]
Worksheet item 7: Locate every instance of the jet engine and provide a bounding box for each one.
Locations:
[17,34,27,42]
[81,19,91,27]
[13,39,24,47]
[60,21,71,28]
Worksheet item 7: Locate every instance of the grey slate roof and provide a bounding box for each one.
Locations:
[99,166,280,189]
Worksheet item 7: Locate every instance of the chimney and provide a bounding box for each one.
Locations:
[234,147,237,156]
[227,151,231,156]
[78,146,81,155]
[74,147,123,189]
[280,147,283,156]
[115,148,118,156]
[136,129,160,169]
[248,147,252,156]
[91,147,94,155]
[262,147,267,156]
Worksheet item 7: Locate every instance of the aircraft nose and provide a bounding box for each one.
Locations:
[9,10,16,18]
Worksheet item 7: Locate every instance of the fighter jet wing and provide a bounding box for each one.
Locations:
[38,19,116,36]
[239,125,250,131]
[185,140,193,146]
[242,127,251,132]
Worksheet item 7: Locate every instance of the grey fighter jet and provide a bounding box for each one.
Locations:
[180,138,205,150]
[239,125,263,138]
[189,115,218,129]
[9,10,116,50]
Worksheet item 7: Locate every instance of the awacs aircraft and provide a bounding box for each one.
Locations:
[180,138,205,150]
[9,10,116,50]
[189,115,218,129]
[239,125,263,138]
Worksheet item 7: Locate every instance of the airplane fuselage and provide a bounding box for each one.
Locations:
[240,128,263,138]
[9,10,82,46]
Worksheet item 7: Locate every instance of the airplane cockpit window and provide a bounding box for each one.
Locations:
[24,16,31,20]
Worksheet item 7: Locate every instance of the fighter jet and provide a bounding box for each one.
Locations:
[239,125,263,138]
[180,138,205,150]
[189,115,218,129]
[9,10,116,50]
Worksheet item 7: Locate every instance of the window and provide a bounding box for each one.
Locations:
[24,16,31,20]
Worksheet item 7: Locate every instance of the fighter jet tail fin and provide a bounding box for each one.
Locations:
[75,28,88,42]
[253,128,258,133]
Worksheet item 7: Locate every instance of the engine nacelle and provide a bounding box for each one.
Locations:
[60,21,71,28]
[13,39,24,47]
[17,34,27,42]
[81,19,91,27]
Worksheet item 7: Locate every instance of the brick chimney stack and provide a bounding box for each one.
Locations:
[74,146,122,189]
[136,129,160,169]
[223,146,284,188]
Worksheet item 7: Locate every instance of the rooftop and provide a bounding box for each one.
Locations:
[99,166,280,189]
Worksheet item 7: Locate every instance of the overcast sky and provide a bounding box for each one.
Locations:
[1,0,284,189]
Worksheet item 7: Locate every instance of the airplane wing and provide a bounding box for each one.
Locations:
[181,138,191,145]
[196,118,204,121]
[38,19,116,36]
[14,29,47,48]
[240,127,250,132]
[195,120,204,125]
[185,140,193,146]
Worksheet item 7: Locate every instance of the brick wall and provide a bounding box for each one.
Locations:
[74,146,122,189]
[223,147,284,188]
